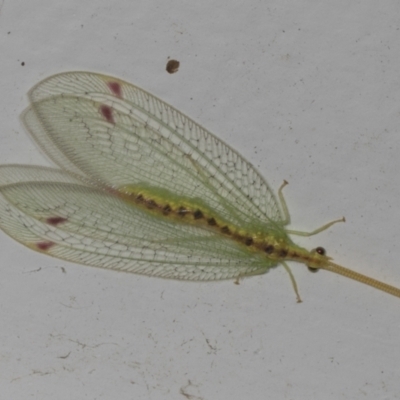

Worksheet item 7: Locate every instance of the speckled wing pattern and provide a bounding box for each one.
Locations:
[0,72,283,280]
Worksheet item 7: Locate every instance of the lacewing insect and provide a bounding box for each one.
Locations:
[0,71,399,302]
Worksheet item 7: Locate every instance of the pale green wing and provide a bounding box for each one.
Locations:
[0,164,84,186]
[22,71,284,232]
[0,166,275,280]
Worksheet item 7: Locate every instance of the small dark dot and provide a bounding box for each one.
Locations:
[193,210,203,219]
[136,194,144,202]
[308,267,319,273]
[207,218,217,226]
[21,61,25,66]
[265,245,274,254]
[221,226,231,235]
[163,204,172,214]
[244,237,253,246]
[279,249,288,257]
[178,206,187,216]
[316,247,326,255]
[166,59,180,74]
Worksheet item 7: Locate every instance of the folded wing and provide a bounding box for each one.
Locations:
[0,166,274,280]
[22,71,284,232]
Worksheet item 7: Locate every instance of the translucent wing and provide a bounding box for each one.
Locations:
[0,166,275,280]
[22,71,284,231]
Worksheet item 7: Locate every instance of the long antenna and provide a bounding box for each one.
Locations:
[322,261,400,298]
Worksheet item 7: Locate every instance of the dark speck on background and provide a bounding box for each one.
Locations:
[166,59,180,74]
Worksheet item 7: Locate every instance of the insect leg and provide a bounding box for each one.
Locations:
[281,261,302,303]
[285,217,345,237]
[277,180,290,225]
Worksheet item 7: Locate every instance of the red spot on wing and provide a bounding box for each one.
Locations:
[46,216,67,226]
[100,104,114,124]
[37,241,55,251]
[108,81,122,98]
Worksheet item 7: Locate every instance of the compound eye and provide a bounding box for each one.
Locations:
[307,247,326,272]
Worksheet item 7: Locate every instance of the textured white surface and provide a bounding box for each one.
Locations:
[0,1,399,399]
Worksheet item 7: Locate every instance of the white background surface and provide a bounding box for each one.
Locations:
[1,1,399,399]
